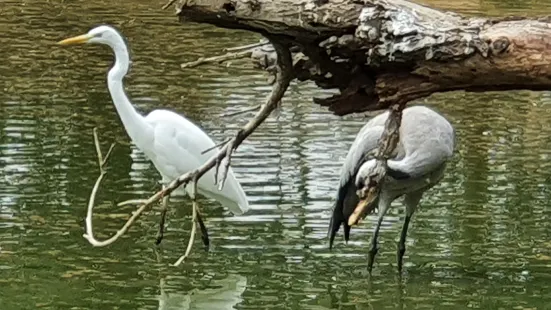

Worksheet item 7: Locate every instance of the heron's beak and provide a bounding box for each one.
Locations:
[348,187,378,226]
[58,34,92,45]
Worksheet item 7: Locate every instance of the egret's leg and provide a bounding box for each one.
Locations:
[155,186,169,245]
[367,198,391,273]
[189,191,209,251]
[397,191,423,272]
[196,207,210,251]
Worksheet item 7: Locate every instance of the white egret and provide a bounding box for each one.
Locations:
[58,25,250,245]
[328,105,455,272]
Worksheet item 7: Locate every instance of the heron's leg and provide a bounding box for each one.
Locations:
[155,185,169,245]
[397,191,422,272]
[367,215,384,273]
[367,197,391,273]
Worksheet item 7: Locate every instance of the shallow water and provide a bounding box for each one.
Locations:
[2,0,551,309]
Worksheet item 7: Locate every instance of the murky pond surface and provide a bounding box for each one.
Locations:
[2,0,551,309]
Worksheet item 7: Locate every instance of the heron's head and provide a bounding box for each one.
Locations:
[348,159,380,226]
[58,25,123,48]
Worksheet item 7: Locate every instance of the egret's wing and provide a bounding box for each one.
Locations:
[144,110,249,214]
[145,109,215,181]
[329,122,385,249]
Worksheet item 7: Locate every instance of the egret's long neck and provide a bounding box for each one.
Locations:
[106,40,151,145]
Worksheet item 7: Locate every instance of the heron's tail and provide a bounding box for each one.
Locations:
[329,207,351,248]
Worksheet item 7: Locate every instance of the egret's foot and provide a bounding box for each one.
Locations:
[155,192,169,245]
[155,207,168,245]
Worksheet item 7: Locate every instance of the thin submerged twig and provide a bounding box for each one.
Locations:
[173,177,199,266]
[83,129,158,247]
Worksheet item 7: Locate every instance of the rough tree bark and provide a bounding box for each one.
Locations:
[176,0,551,115]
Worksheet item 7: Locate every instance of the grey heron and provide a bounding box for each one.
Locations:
[328,105,455,272]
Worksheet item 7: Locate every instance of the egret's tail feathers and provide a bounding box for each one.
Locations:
[200,187,250,215]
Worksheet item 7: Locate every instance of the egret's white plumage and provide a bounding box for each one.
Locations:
[328,105,455,271]
[59,25,249,215]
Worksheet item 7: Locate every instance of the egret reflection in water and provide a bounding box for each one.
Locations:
[158,274,247,310]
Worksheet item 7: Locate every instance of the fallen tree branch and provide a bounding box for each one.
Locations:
[176,0,551,115]
[81,38,294,257]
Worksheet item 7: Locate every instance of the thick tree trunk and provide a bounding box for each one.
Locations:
[176,0,551,115]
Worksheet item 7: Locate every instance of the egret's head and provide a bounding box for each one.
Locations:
[58,25,123,47]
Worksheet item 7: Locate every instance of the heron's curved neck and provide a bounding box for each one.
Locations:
[106,40,150,143]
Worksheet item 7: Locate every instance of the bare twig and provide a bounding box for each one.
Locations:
[221,104,261,118]
[93,127,115,171]
[201,138,231,155]
[181,50,253,69]
[84,129,158,247]
[223,40,269,52]
[81,38,294,251]
[161,0,177,10]
[117,199,148,207]
[181,40,271,69]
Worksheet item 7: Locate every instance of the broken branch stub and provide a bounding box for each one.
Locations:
[177,0,551,115]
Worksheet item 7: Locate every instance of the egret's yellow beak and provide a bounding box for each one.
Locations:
[348,188,378,226]
[58,34,92,45]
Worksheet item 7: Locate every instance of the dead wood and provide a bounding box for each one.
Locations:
[175,0,551,115]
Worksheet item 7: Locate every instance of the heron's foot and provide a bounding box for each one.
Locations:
[397,214,412,273]
[367,242,379,274]
[196,210,210,251]
[397,242,406,272]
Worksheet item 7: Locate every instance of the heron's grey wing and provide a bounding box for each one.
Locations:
[387,107,456,179]
[328,124,385,249]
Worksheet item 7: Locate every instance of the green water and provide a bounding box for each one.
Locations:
[2,0,551,309]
